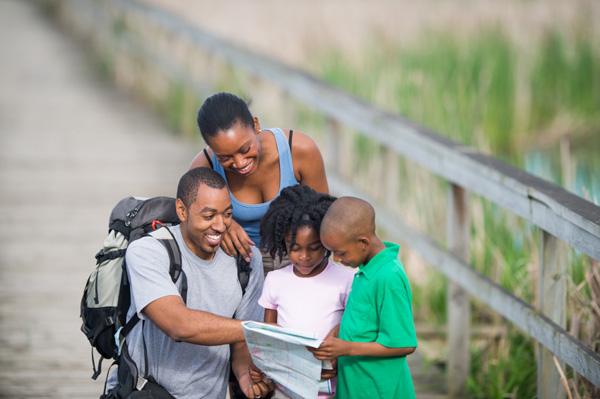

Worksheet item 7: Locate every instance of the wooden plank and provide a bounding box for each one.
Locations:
[327,172,600,387]
[115,0,600,260]
[537,232,567,399]
[447,185,470,397]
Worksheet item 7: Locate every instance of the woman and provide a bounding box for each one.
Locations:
[190,92,328,272]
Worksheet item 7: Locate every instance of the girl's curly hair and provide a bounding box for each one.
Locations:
[260,184,336,261]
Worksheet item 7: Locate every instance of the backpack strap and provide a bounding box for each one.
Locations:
[120,227,185,339]
[236,254,251,296]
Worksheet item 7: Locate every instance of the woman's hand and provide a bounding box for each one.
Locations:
[222,219,255,261]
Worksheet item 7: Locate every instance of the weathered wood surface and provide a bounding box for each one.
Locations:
[111,0,600,261]
[537,233,567,399]
[446,186,470,397]
[0,1,194,396]
[0,1,446,397]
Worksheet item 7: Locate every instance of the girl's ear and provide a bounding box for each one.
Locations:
[253,116,261,133]
[175,198,187,223]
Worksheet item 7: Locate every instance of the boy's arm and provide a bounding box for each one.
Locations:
[310,336,415,360]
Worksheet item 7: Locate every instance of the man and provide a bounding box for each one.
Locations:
[119,167,271,398]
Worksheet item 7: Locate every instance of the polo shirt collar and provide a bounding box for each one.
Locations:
[357,241,400,279]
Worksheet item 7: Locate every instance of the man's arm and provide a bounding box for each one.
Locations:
[309,336,415,360]
[143,295,244,345]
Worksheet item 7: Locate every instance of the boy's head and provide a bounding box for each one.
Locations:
[320,196,378,268]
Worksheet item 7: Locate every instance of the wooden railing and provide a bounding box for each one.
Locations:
[56,0,600,396]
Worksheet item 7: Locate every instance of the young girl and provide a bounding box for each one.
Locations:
[258,185,355,398]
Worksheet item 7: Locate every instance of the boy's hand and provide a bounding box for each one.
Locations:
[309,336,351,360]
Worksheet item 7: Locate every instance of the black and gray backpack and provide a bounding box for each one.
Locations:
[80,196,183,380]
[80,196,252,387]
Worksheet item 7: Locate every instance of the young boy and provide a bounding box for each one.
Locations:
[310,196,417,399]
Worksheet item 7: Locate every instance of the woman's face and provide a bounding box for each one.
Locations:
[208,120,261,176]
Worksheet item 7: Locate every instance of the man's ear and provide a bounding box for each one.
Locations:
[175,198,187,223]
[253,116,261,133]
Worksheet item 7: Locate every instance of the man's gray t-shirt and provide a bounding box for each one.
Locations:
[124,225,263,399]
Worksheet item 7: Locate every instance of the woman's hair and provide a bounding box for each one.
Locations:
[196,92,254,143]
[260,185,336,261]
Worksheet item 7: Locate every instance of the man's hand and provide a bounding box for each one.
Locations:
[309,336,351,361]
[222,219,254,261]
[238,365,274,399]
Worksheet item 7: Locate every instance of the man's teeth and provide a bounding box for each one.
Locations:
[207,234,221,240]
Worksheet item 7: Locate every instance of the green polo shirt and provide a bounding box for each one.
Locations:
[336,242,417,399]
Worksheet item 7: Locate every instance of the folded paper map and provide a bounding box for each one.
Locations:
[242,321,329,399]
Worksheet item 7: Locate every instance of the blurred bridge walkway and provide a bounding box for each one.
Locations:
[0,1,445,398]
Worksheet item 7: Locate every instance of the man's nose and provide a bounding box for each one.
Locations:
[212,215,226,232]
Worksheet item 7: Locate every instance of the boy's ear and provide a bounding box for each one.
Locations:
[357,236,370,250]
[175,198,187,223]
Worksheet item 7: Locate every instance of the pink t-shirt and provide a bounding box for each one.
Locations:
[258,260,355,339]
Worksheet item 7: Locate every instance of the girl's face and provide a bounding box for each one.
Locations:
[208,120,261,177]
[286,226,328,277]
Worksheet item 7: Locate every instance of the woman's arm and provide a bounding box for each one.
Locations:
[289,131,329,194]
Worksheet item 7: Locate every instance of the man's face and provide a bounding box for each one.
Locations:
[177,184,232,260]
[320,230,367,268]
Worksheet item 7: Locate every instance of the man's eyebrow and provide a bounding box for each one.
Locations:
[199,205,233,213]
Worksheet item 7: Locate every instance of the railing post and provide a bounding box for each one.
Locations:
[537,231,567,399]
[447,184,470,397]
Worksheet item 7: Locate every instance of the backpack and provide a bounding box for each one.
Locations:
[80,196,252,382]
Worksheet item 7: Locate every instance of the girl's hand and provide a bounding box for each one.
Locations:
[309,337,351,360]
[222,219,255,261]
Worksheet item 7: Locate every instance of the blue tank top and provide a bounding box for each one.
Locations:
[211,128,299,246]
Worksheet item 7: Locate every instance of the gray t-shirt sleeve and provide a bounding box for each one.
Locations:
[233,246,264,321]
[125,237,180,320]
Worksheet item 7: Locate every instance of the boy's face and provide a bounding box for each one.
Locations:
[320,231,367,268]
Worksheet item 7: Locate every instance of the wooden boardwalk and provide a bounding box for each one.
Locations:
[0,1,445,397]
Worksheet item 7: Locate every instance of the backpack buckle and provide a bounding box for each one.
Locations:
[151,220,164,231]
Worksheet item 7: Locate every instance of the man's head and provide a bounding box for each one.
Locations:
[320,196,377,268]
[176,167,232,260]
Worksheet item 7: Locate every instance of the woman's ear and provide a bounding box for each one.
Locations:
[175,198,187,223]
[253,116,261,133]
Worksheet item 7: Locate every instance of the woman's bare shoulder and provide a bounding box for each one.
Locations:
[190,147,212,169]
